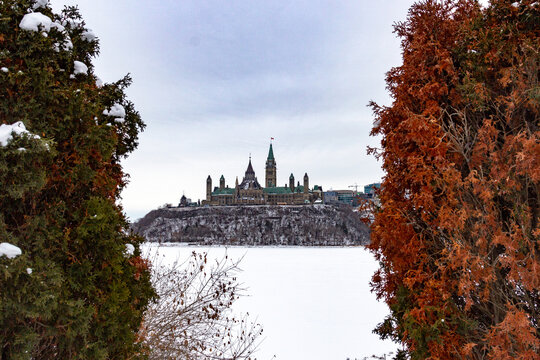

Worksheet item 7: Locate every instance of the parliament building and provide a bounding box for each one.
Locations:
[202,144,322,206]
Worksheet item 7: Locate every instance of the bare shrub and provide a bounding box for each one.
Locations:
[140,249,263,359]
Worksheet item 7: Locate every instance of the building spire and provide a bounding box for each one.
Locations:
[267,143,274,161]
[265,141,277,188]
[245,156,255,177]
[239,155,262,189]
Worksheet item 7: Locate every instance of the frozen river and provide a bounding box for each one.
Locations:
[144,244,398,360]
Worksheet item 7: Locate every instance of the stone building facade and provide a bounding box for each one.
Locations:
[202,144,322,206]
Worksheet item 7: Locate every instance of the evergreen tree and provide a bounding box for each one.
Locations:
[0,1,154,358]
[369,0,538,358]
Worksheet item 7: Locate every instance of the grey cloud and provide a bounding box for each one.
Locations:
[52,0,416,218]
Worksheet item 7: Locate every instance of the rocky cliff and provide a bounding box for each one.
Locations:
[132,205,369,246]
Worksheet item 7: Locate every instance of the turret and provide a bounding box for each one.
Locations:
[265,143,277,188]
[289,173,295,191]
[303,173,309,194]
[180,194,187,207]
[206,175,212,201]
[220,175,225,190]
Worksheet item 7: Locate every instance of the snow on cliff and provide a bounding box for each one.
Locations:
[133,205,370,246]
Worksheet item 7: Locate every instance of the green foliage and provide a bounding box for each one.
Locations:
[0,1,154,358]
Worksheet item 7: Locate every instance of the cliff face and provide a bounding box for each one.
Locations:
[132,205,370,246]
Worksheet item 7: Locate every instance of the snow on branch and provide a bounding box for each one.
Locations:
[0,243,22,259]
[0,121,40,147]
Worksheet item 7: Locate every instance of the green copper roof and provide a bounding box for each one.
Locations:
[267,143,274,161]
[212,187,235,196]
[263,186,292,194]
[294,185,305,193]
[289,173,294,179]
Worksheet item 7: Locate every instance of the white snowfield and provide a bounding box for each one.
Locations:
[145,244,397,360]
[0,121,40,147]
[0,242,22,259]
[19,12,52,32]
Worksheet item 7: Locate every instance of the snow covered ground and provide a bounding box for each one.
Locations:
[144,244,398,360]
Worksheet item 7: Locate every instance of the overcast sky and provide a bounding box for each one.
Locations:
[51,0,420,220]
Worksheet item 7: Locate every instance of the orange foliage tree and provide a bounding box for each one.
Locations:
[369,0,538,359]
